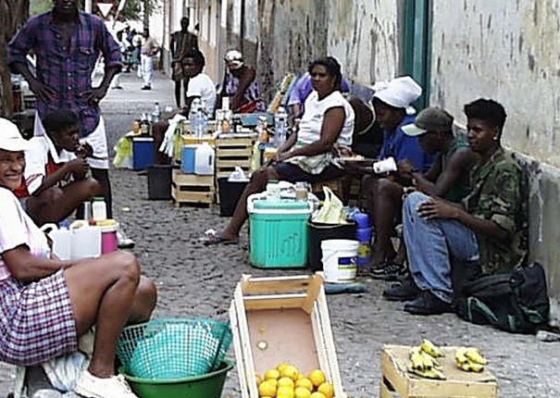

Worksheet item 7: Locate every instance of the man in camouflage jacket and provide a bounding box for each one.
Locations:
[383,98,527,315]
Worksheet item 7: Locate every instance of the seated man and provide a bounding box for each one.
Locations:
[369,107,479,279]
[384,99,527,315]
[206,57,355,245]
[152,48,216,164]
[14,110,102,225]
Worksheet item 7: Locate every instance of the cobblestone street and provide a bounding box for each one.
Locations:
[1,73,559,398]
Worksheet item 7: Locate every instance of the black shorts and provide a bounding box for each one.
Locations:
[273,162,344,183]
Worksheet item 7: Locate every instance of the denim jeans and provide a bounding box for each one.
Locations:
[403,192,480,303]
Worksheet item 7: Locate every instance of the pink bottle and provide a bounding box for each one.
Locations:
[100,223,119,254]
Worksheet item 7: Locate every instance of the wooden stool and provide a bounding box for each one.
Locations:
[381,345,498,398]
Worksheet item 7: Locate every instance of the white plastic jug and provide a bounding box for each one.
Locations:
[70,221,101,260]
[321,239,359,283]
[194,142,215,175]
[40,224,72,261]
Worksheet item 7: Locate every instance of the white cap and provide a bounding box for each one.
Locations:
[373,76,422,111]
[0,118,30,152]
[224,50,244,69]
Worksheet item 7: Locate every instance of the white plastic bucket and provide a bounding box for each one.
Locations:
[321,239,359,283]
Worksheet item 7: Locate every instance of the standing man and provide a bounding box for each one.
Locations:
[170,16,198,107]
[140,28,160,90]
[9,0,134,247]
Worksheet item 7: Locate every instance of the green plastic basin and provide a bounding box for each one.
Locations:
[119,360,234,398]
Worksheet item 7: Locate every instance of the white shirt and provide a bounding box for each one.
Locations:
[0,188,50,281]
[297,91,355,147]
[24,135,76,195]
[186,73,217,113]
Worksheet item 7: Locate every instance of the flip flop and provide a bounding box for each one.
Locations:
[203,233,238,246]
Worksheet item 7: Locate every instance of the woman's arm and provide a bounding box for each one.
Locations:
[231,67,256,111]
[2,246,72,283]
[279,107,345,161]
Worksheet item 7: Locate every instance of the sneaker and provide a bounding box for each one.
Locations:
[117,228,135,249]
[404,291,453,315]
[141,85,152,90]
[371,262,408,281]
[74,370,138,398]
[382,278,421,302]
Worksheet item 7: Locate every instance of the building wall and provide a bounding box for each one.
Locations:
[326,0,401,86]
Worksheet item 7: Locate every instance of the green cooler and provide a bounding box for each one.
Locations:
[248,194,312,268]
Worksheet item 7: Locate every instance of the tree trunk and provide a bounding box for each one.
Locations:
[0,0,29,117]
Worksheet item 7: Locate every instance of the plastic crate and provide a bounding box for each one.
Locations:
[247,194,312,269]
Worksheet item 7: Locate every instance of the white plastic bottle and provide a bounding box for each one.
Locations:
[194,142,215,175]
[274,107,288,148]
[92,197,107,222]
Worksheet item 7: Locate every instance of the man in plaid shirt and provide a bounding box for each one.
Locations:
[9,0,122,225]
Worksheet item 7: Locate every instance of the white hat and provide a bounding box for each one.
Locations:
[373,76,422,110]
[224,50,244,69]
[0,118,30,152]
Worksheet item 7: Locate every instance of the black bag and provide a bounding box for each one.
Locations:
[456,263,550,334]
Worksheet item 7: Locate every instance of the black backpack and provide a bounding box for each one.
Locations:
[455,263,550,334]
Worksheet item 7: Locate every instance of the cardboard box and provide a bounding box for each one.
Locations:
[230,274,346,398]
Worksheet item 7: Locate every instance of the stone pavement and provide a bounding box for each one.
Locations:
[2,72,560,397]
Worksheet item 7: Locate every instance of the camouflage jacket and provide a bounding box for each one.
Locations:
[462,148,528,274]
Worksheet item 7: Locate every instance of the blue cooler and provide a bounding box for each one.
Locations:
[248,194,312,269]
[132,137,155,171]
[181,145,198,173]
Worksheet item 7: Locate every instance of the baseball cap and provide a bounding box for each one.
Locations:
[373,76,422,110]
[402,107,454,136]
[0,118,30,152]
[224,50,244,69]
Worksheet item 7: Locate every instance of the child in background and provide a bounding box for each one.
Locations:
[14,109,103,225]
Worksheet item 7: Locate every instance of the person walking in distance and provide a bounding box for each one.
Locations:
[140,28,160,90]
[9,0,134,247]
[170,16,198,107]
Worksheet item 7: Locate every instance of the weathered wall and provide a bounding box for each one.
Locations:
[431,0,560,167]
[326,0,401,86]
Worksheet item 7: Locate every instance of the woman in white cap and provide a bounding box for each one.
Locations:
[218,49,265,113]
[0,118,157,398]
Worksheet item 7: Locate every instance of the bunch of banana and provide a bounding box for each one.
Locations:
[407,340,446,380]
[455,347,488,372]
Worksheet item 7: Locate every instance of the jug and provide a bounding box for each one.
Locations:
[41,223,72,261]
[70,221,101,260]
[194,142,215,175]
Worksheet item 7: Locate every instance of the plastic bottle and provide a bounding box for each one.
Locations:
[274,107,288,148]
[49,222,72,261]
[151,101,161,123]
[194,142,215,175]
[140,112,150,136]
[200,99,209,136]
[266,180,281,201]
[92,197,107,222]
[353,212,372,266]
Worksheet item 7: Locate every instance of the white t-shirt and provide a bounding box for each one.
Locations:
[297,91,355,147]
[0,188,50,281]
[186,73,217,113]
[24,135,76,195]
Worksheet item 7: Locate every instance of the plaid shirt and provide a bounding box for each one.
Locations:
[8,12,122,137]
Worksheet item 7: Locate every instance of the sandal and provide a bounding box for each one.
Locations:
[203,232,238,246]
[370,262,408,281]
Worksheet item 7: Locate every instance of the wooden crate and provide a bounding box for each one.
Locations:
[229,274,347,398]
[171,169,215,206]
[381,345,498,398]
[216,136,255,179]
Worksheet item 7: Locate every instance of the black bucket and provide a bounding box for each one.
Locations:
[217,177,248,217]
[308,221,357,272]
[147,165,172,200]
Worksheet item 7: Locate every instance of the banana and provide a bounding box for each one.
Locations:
[465,348,488,365]
[409,347,425,370]
[420,339,443,358]
[455,348,469,365]
[459,361,485,373]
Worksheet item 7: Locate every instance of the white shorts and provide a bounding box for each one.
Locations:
[34,112,110,169]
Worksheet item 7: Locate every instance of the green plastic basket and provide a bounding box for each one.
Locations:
[118,360,234,398]
[116,318,232,380]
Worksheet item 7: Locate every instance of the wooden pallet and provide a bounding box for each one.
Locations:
[215,136,255,179]
[230,274,347,398]
[171,169,215,206]
[381,345,498,398]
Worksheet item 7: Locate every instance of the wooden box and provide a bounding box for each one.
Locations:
[381,345,498,398]
[216,136,255,179]
[171,169,215,206]
[229,274,346,398]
